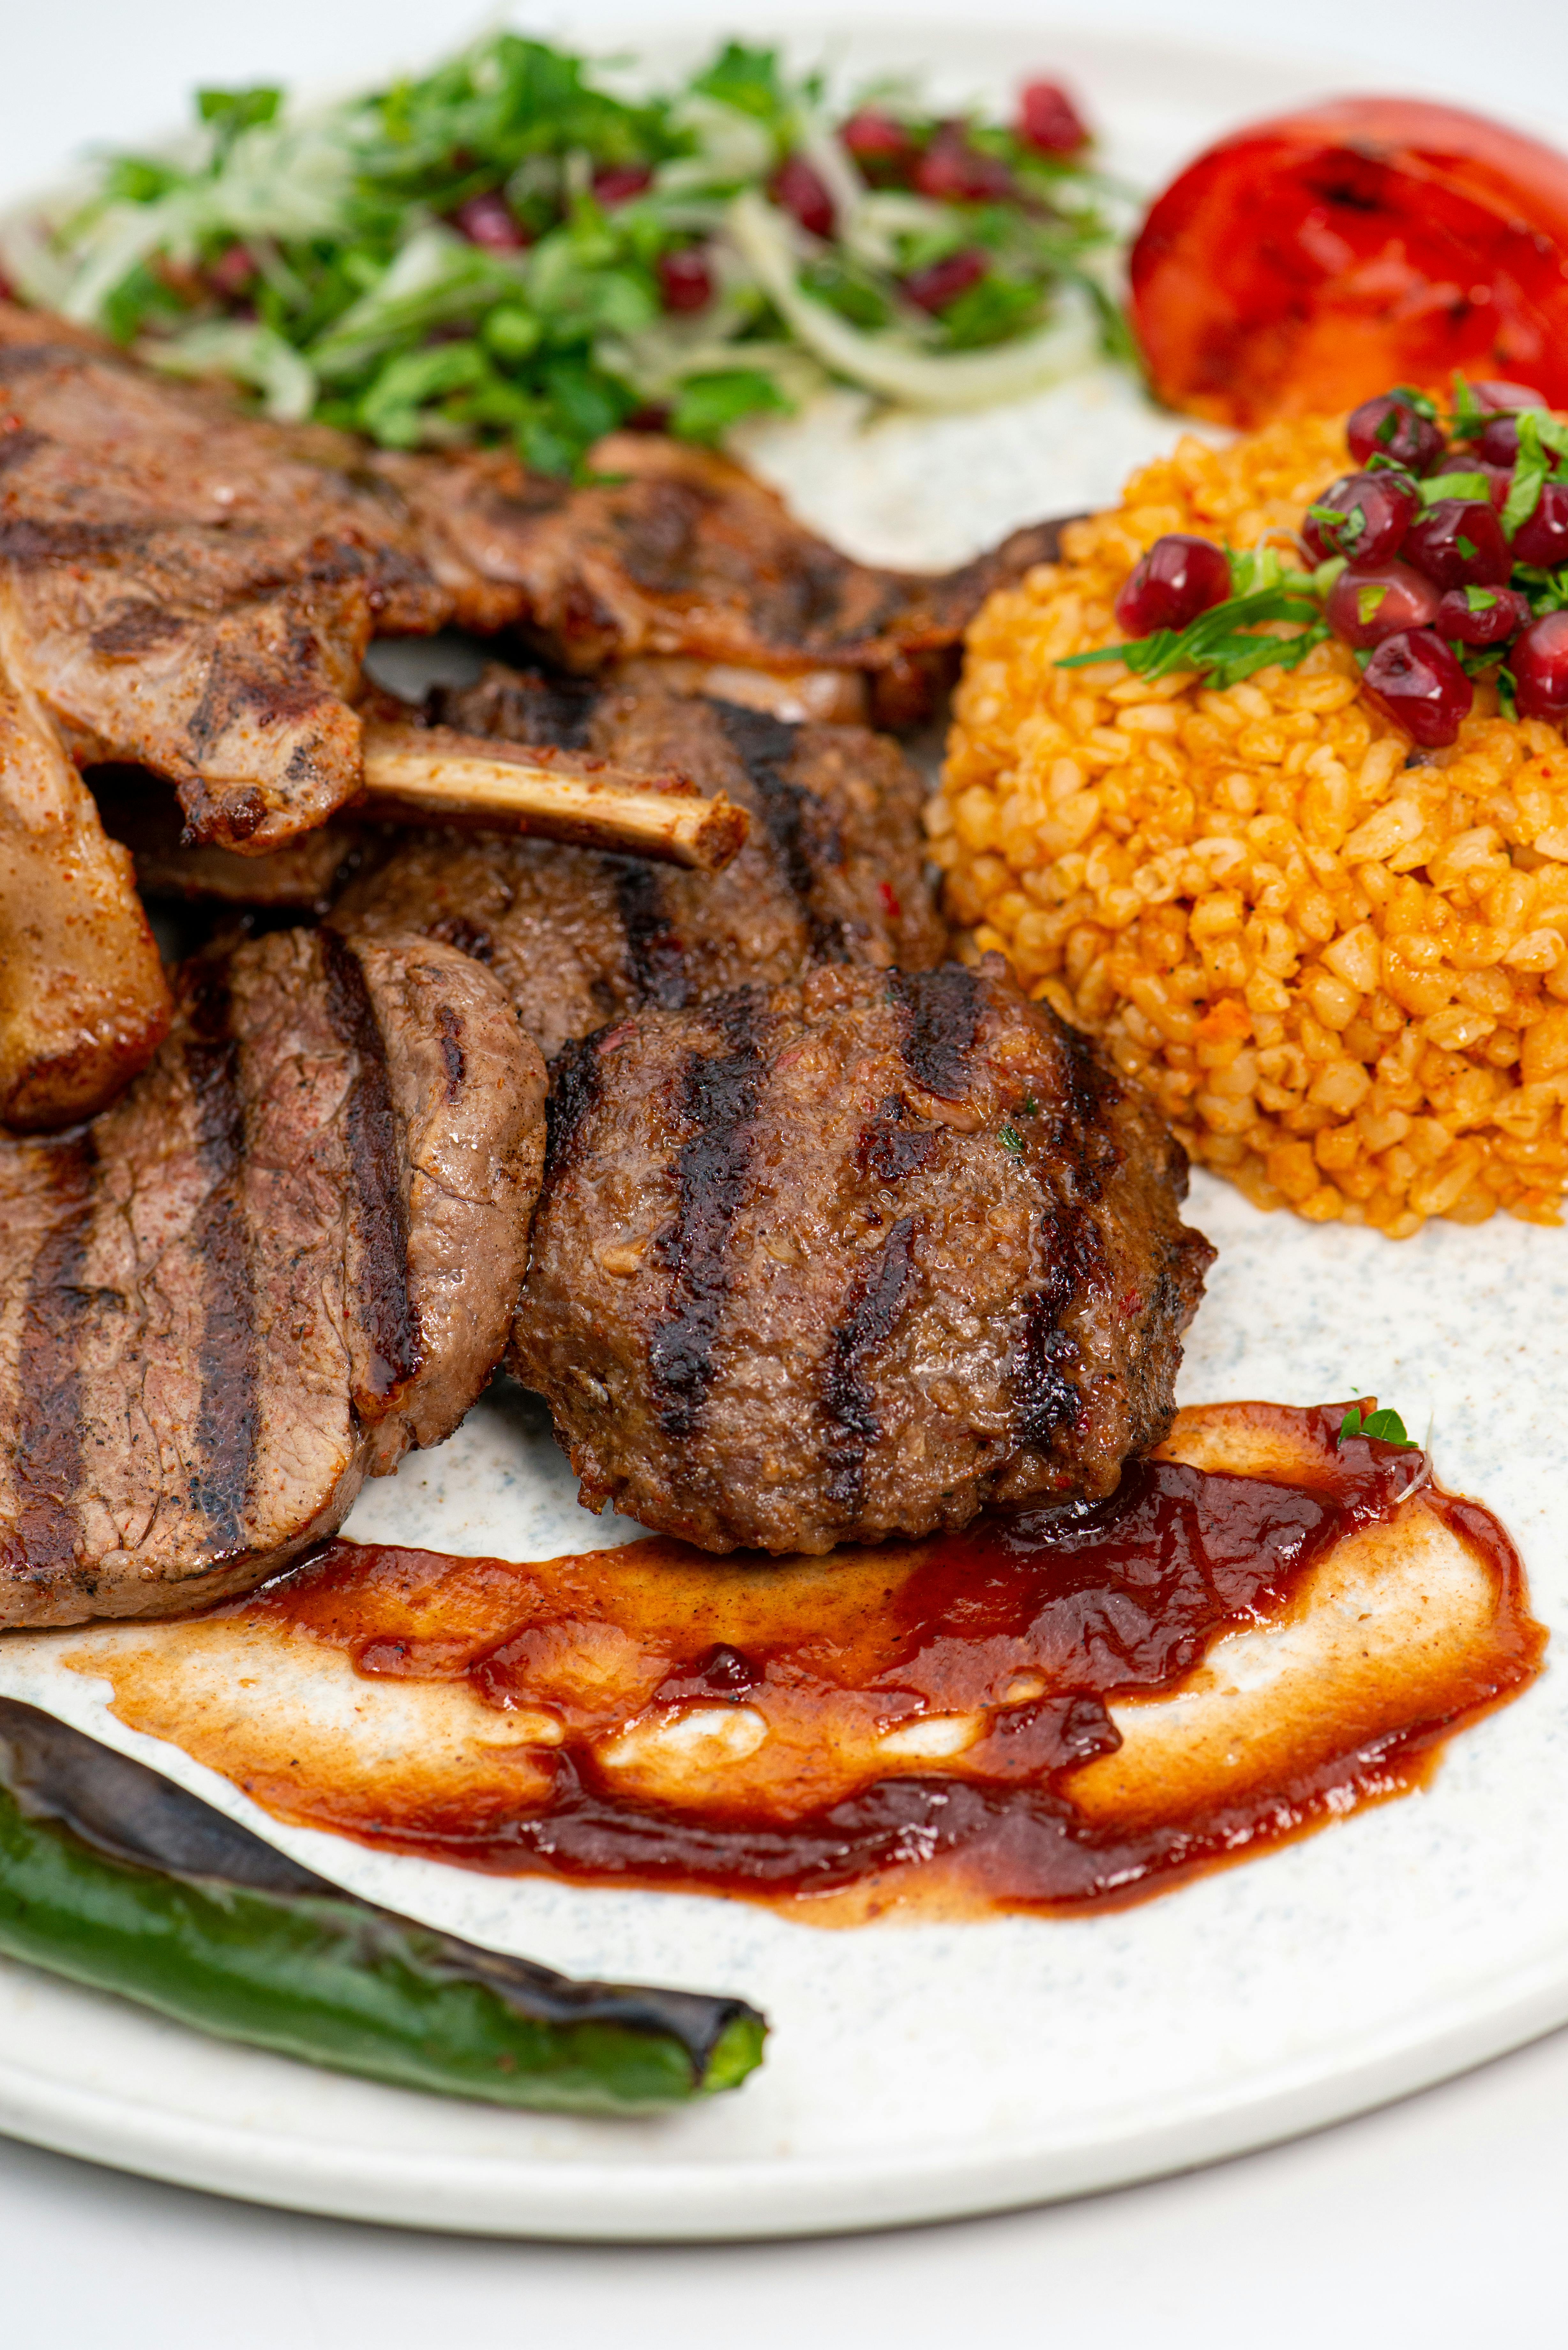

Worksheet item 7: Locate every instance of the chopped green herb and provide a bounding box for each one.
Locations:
[1338,1404,1419,1449]
[1502,410,1568,539]
[998,1125,1025,1153]
[1058,544,1331,691]
[1417,470,1492,506]
[1464,585,1500,612]
[1018,1095,1038,1115]
[29,30,1130,474]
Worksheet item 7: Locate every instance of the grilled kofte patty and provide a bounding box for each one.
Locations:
[0,929,546,1626]
[333,668,947,1058]
[510,959,1214,1554]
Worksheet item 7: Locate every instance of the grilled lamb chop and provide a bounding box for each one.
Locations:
[373,433,1066,719]
[333,668,946,1058]
[0,301,443,854]
[510,959,1214,1554]
[1,670,171,1129]
[0,928,545,1626]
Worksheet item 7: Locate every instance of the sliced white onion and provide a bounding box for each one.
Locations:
[141,320,318,421]
[725,189,1099,413]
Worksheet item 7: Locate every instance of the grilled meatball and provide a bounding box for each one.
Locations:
[0,929,546,1626]
[510,959,1214,1554]
[332,667,946,1059]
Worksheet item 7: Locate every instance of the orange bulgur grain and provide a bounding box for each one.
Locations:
[933,418,1568,1236]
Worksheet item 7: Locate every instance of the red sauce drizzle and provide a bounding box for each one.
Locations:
[224,1402,1543,1919]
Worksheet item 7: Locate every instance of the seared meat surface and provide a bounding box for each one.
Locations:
[0,929,545,1626]
[1,675,170,1130]
[375,433,1065,707]
[0,302,443,853]
[334,667,946,1058]
[510,959,1214,1554]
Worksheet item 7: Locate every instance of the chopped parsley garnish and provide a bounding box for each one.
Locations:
[1057,545,1335,690]
[998,1124,1025,1153]
[1018,1095,1038,1115]
[1338,1404,1419,1449]
[19,31,1130,477]
[1500,409,1568,538]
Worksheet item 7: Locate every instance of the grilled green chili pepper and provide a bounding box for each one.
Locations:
[0,1698,764,2111]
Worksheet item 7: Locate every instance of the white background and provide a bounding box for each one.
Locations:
[5,0,1568,2338]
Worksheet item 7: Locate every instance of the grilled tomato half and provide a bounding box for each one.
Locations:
[1129,97,1568,426]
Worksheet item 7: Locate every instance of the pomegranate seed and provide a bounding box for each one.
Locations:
[1457,458,1515,513]
[592,165,653,207]
[1402,498,1512,589]
[623,403,673,432]
[1467,379,1545,414]
[1360,628,1474,747]
[914,123,1013,203]
[1434,585,1531,646]
[902,248,987,314]
[1511,610,1568,720]
[207,243,257,299]
[452,190,528,252]
[1114,534,1232,637]
[1346,392,1446,475]
[658,246,714,314]
[841,108,917,182]
[1302,469,1419,566]
[1475,414,1524,465]
[1510,479,1568,569]
[771,154,835,238]
[1326,562,1442,648]
[1017,80,1089,155]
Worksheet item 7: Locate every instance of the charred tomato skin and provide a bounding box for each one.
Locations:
[1130,99,1568,426]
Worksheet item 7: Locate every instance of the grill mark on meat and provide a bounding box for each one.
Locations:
[890,967,983,1101]
[9,1135,97,1573]
[712,701,848,961]
[543,1035,602,1184]
[181,966,258,1554]
[1013,1222,1094,1450]
[435,1003,465,1101]
[649,991,768,1439]
[823,1216,921,1511]
[429,914,495,964]
[856,1094,939,1185]
[88,603,188,658]
[0,426,44,477]
[320,928,421,1410]
[613,862,689,1011]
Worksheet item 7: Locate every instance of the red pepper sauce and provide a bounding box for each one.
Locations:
[74,1401,1545,1922]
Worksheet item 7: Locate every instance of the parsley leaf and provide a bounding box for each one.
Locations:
[998,1125,1025,1154]
[1057,546,1330,691]
[1338,1403,1419,1449]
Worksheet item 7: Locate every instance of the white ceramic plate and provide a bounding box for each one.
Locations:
[2,15,1567,2241]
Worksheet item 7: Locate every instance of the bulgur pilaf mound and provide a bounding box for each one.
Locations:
[931,417,1568,1236]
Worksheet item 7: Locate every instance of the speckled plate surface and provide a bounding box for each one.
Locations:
[2,17,1566,2241]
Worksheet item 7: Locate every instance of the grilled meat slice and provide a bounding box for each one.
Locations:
[92,769,367,912]
[333,668,946,1058]
[373,433,1064,701]
[0,928,545,1626]
[1,667,170,1130]
[509,959,1215,1555]
[0,301,445,854]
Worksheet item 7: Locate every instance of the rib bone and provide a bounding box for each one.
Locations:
[357,720,749,872]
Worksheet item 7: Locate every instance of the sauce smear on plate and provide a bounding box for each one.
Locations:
[66,1402,1543,1922]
